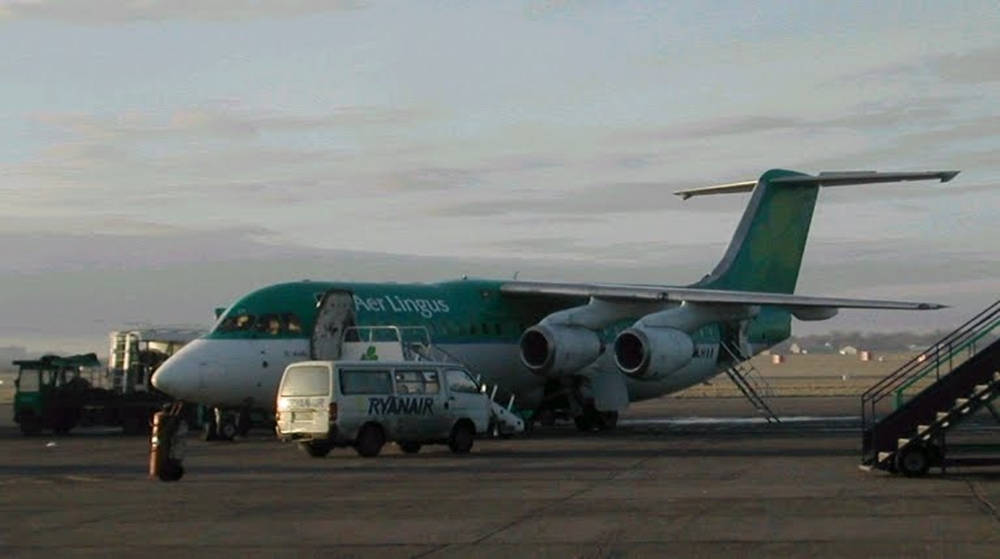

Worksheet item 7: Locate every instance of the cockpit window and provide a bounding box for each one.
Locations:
[255,314,282,336]
[284,313,302,333]
[215,310,305,336]
[217,312,256,332]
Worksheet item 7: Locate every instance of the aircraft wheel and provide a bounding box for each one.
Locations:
[573,414,594,432]
[398,441,422,454]
[448,421,475,454]
[895,445,931,477]
[299,440,333,458]
[536,409,556,427]
[354,424,385,457]
[598,411,619,431]
[157,459,184,482]
[217,416,239,441]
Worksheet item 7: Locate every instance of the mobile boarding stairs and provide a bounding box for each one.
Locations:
[861,299,1000,476]
[338,326,525,437]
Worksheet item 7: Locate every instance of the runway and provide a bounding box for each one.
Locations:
[1,398,998,558]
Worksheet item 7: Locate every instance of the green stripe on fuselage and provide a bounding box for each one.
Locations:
[207,279,787,349]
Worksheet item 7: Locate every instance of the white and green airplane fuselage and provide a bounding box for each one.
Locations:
[152,169,957,421]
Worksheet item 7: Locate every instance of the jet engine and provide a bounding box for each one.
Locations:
[613,325,694,380]
[519,324,602,377]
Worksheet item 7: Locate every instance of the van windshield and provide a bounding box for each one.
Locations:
[280,365,330,397]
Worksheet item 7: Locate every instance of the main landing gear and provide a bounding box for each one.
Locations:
[573,405,619,432]
[203,407,252,441]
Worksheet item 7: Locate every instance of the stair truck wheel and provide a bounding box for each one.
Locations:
[398,441,422,454]
[298,440,333,458]
[895,445,932,477]
[448,420,475,454]
[18,413,43,436]
[354,423,385,457]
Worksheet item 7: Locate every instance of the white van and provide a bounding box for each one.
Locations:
[275,360,491,457]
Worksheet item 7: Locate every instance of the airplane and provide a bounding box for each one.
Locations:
[151,168,959,439]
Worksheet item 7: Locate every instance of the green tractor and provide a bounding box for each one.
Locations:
[13,353,102,436]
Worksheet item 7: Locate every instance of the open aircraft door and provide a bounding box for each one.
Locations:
[312,290,356,360]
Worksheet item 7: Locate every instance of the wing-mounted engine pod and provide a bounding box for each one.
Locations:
[614,326,694,380]
[519,324,602,377]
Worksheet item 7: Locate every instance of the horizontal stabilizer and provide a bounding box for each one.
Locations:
[675,170,959,199]
[500,281,946,311]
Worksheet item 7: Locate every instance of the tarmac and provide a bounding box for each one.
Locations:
[1,397,998,558]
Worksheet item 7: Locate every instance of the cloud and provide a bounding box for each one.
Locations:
[2,105,446,213]
[0,0,363,23]
[930,45,1000,84]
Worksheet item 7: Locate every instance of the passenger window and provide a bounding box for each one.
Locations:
[339,369,392,395]
[423,371,440,394]
[395,370,425,394]
[446,369,479,394]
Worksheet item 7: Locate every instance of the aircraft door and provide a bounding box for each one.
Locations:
[311,290,356,360]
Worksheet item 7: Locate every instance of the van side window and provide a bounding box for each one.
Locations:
[395,370,423,394]
[395,370,440,394]
[445,369,479,394]
[340,369,392,395]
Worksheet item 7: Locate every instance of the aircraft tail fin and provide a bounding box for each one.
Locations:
[684,169,958,294]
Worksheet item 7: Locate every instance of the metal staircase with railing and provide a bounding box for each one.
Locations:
[861,299,1000,476]
[720,341,781,423]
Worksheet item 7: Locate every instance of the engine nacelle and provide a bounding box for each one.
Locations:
[519,324,602,377]
[613,326,694,380]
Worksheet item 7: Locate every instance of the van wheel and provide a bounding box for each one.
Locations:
[354,424,385,458]
[299,440,332,458]
[398,441,421,454]
[448,421,475,454]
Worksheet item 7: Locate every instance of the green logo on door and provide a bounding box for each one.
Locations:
[361,345,379,361]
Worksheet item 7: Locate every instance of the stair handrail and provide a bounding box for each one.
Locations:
[719,341,780,422]
[861,299,1000,427]
[892,317,1000,408]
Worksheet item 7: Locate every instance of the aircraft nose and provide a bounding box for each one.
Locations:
[152,344,199,399]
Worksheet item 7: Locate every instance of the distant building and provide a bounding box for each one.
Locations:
[859,350,872,362]
[839,345,858,356]
[789,343,804,354]
[771,354,785,365]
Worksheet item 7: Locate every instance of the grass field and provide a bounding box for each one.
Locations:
[674,352,927,398]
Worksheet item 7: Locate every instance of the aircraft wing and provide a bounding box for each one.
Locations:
[499,281,945,310]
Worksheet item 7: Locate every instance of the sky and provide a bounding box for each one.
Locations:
[1,1,999,353]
